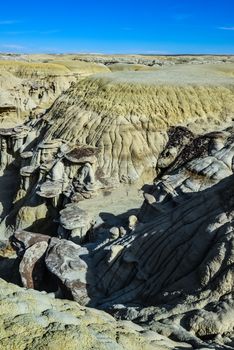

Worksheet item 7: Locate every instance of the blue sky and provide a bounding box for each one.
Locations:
[0,0,233,54]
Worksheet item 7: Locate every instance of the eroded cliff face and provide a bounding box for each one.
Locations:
[0,60,111,128]
[0,62,76,128]
[0,59,233,350]
[41,64,234,182]
[1,124,233,349]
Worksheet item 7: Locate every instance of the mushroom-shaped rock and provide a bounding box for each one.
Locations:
[12,125,30,153]
[39,139,63,164]
[20,165,36,177]
[65,146,98,165]
[0,128,14,136]
[59,203,92,244]
[20,151,33,164]
[73,162,96,192]
[37,180,63,199]
[20,151,33,159]
[20,165,37,191]
[49,161,65,182]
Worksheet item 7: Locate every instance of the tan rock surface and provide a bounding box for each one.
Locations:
[0,59,111,128]
[0,278,190,350]
[42,64,234,183]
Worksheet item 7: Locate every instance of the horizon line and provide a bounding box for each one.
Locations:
[0,51,234,56]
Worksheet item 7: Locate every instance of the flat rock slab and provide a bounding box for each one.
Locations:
[37,180,63,198]
[45,239,94,305]
[59,203,91,230]
[13,230,50,252]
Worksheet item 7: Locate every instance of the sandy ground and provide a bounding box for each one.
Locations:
[79,183,144,227]
[90,63,234,86]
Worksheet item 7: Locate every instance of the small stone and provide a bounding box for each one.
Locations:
[109,227,120,239]
[128,215,138,231]
[144,192,156,204]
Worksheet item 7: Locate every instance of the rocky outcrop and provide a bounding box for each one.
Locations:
[0,62,76,127]
[0,60,110,128]
[0,278,193,350]
[41,64,234,183]
[0,100,233,241]
[12,164,234,349]
[73,54,234,66]
[0,58,234,350]
[0,123,102,240]
[20,174,233,304]
[140,126,234,221]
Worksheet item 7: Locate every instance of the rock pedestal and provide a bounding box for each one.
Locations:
[59,203,92,244]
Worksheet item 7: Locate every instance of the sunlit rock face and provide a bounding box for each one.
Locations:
[0,59,110,128]
[0,62,76,128]
[10,153,234,349]
[0,57,234,350]
[41,64,234,183]
[139,126,234,221]
[1,278,191,350]
[0,124,101,240]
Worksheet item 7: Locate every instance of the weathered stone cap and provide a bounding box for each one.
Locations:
[12,127,30,139]
[0,127,14,136]
[12,230,51,251]
[20,165,37,176]
[65,145,98,164]
[38,139,63,149]
[37,180,63,198]
[20,151,33,159]
[59,203,91,230]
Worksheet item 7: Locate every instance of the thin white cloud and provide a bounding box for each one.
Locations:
[219,26,234,31]
[1,44,25,49]
[4,29,60,35]
[4,31,33,35]
[0,20,20,25]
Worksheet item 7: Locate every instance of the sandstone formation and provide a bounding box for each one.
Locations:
[0,59,110,128]
[0,61,75,127]
[8,124,234,349]
[66,53,234,66]
[41,64,234,184]
[0,278,195,350]
[0,56,234,350]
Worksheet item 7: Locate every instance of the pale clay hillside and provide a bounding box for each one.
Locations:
[42,63,234,182]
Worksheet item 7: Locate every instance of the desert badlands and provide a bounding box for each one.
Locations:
[0,53,233,349]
